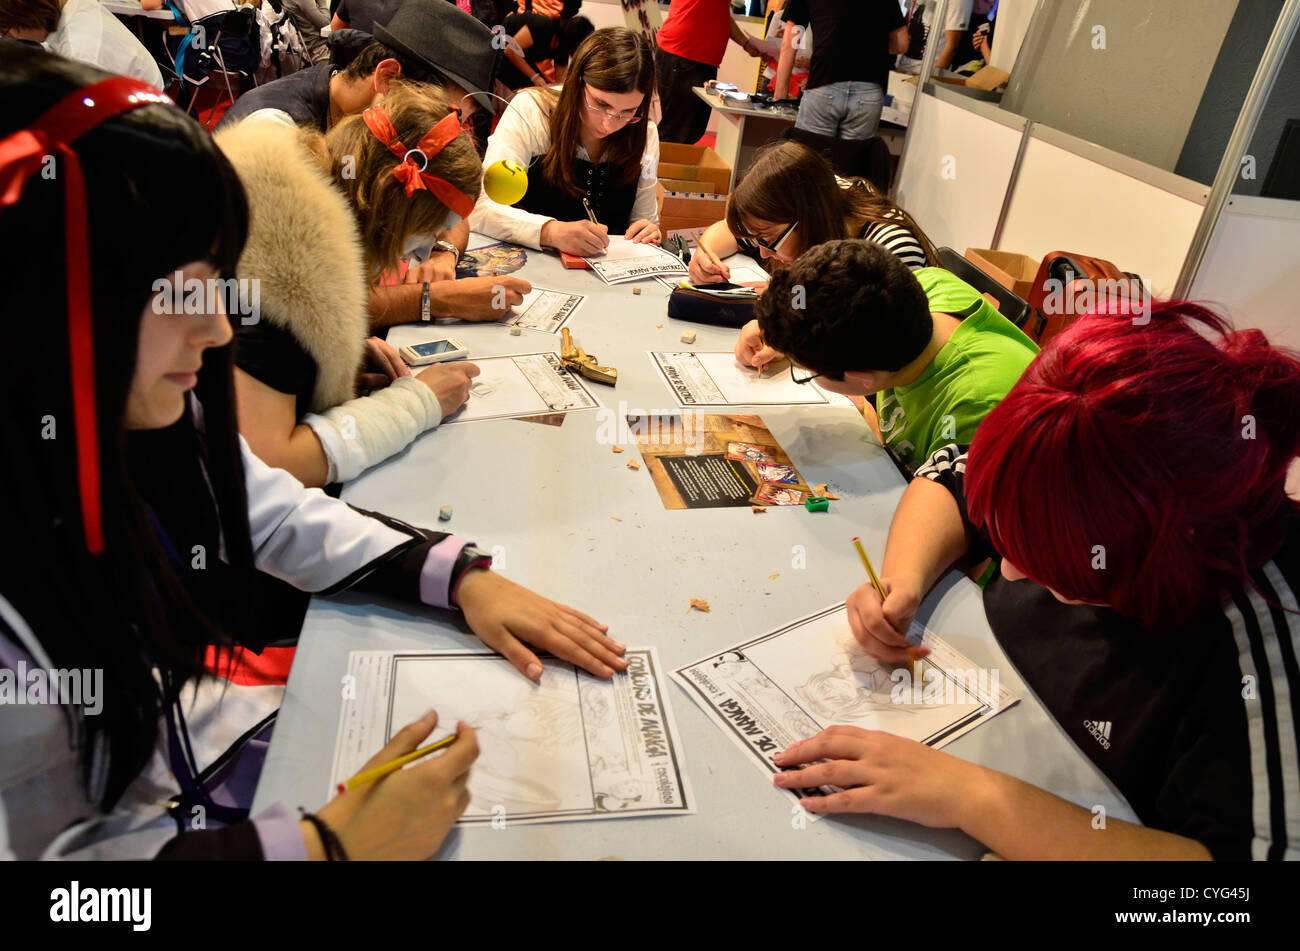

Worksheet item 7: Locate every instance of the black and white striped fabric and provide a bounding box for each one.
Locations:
[918,443,1300,859]
[858,220,928,272]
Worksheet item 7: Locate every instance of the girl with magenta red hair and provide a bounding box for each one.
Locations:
[775,301,1300,860]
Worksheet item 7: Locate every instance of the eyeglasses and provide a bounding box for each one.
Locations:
[751,220,799,253]
[583,89,642,125]
[790,363,821,385]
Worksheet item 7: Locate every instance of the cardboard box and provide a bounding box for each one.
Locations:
[658,142,732,194]
[967,66,1010,91]
[660,177,716,195]
[965,249,1041,301]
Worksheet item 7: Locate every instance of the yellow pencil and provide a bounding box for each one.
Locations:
[852,537,922,684]
[757,329,767,376]
[336,733,458,795]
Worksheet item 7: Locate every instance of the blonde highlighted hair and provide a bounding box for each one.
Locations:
[318,80,482,275]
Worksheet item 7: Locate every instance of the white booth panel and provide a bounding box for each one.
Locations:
[1191,196,1300,346]
[996,135,1206,295]
[894,92,1025,255]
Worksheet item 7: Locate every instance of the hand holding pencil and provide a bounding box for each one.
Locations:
[846,538,931,674]
[310,711,479,861]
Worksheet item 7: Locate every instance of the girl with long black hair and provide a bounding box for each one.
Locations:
[0,43,626,859]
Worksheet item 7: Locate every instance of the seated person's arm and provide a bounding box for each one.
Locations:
[329,13,348,30]
[846,470,973,664]
[367,274,530,329]
[234,368,332,488]
[141,0,163,10]
[777,725,1214,859]
[961,775,1213,860]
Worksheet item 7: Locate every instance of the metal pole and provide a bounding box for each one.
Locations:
[1173,0,1300,298]
[892,0,951,200]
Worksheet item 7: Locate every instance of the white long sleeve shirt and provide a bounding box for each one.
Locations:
[469,88,660,250]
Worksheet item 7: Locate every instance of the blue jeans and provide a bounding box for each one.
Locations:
[795,81,884,141]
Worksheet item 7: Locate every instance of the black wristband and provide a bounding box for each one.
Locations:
[299,808,349,861]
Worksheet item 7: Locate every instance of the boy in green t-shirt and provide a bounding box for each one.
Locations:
[754,239,1039,470]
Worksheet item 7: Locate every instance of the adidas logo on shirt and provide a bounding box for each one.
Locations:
[1084,719,1112,749]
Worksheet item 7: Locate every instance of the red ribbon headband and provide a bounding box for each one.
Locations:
[0,78,172,555]
[361,107,476,221]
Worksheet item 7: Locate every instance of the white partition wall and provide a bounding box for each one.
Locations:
[996,131,1209,295]
[894,91,1027,254]
[1190,196,1300,345]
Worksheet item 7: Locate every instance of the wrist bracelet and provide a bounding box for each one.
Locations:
[420,281,431,321]
[299,808,349,861]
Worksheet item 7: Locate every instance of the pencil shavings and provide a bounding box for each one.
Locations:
[769,573,780,580]
[689,598,710,613]
[811,483,841,500]
[612,446,624,453]
[627,460,641,470]
[751,505,767,513]
[611,517,623,522]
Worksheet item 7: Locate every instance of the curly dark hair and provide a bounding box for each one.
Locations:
[756,239,933,378]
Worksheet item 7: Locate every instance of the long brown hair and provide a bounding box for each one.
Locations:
[725,141,939,266]
[539,27,655,197]
[321,80,482,275]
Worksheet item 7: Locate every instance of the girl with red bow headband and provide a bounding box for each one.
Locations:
[219,81,487,492]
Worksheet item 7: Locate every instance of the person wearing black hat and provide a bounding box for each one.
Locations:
[218,0,527,326]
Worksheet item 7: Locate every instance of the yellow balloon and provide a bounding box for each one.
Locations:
[483,159,529,205]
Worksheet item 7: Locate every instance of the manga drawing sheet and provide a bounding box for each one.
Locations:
[330,649,694,825]
[440,352,602,424]
[650,351,849,407]
[583,237,689,284]
[673,604,1019,813]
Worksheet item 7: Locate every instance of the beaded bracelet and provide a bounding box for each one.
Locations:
[298,808,349,861]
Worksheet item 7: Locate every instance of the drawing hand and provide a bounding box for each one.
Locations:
[312,712,479,860]
[846,577,928,665]
[415,360,480,418]
[455,570,628,681]
[541,219,609,255]
[688,247,729,284]
[734,320,781,370]
[772,726,983,827]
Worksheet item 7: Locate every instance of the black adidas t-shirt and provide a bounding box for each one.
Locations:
[916,443,1300,860]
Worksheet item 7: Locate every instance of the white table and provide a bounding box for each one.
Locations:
[251,244,1138,859]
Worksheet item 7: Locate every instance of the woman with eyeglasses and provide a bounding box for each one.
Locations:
[469,27,662,255]
[692,142,937,373]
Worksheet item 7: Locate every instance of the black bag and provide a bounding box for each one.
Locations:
[666,284,758,329]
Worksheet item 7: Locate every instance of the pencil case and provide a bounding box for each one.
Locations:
[667,284,759,329]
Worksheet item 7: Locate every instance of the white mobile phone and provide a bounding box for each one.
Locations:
[399,337,469,366]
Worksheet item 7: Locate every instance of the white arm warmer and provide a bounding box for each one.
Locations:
[302,376,443,484]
